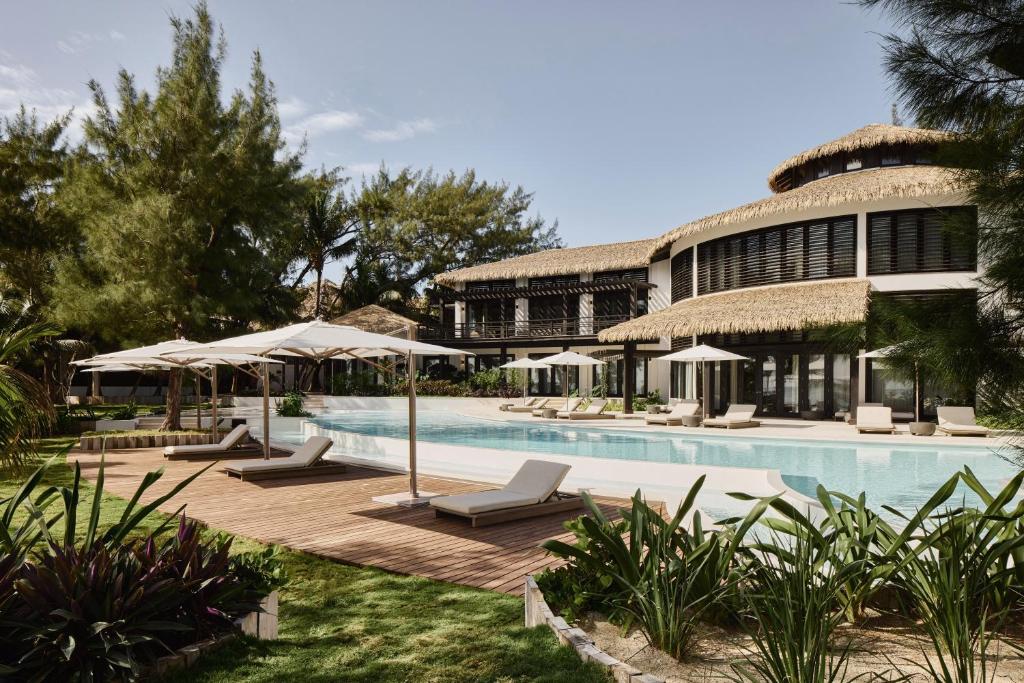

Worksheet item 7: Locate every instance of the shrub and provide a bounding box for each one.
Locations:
[275,391,313,417]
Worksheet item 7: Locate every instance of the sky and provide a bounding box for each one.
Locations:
[0,1,900,280]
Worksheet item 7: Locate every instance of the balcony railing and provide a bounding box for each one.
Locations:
[418,315,633,341]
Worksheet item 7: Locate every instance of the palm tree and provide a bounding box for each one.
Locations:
[293,170,358,319]
[0,299,57,469]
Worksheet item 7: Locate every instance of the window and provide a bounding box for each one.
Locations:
[846,158,862,171]
[528,275,579,288]
[867,207,977,275]
[465,279,514,292]
[697,216,856,294]
[670,248,693,302]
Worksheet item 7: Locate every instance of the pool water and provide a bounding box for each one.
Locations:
[308,411,1015,515]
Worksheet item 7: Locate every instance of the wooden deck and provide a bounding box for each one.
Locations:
[68,447,632,595]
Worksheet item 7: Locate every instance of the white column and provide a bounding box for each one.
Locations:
[515,277,529,336]
[579,273,593,335]
[856,211,868,277]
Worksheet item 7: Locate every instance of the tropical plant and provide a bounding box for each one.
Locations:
[0,299,58,468]
[275,391,312,417]
[729,531,875,683]
[542,478,769,660]
[107,399,139,421]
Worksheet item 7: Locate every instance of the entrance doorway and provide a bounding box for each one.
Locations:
[734,349,853,418]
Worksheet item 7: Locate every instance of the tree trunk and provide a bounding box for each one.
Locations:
[161,367,183,431]
[314,269,323,319]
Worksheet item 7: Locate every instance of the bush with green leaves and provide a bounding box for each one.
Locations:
[275,391,313,417]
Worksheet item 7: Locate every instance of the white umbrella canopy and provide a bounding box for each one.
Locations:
[183,320,471,503]
[536,352,605,411]
[656,345,749,421]
[500,358,551,402]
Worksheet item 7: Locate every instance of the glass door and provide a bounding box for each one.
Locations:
[760,355,777,415]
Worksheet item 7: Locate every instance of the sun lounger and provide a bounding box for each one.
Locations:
[223,436,343,481]
[430,459,583,527]
[646,400,700,426]
[937,406,990,437]
[503,397,540,412]
[704,404,760,429]
[845,403,882,425]
[534,397,580,417]
[856,406,897,434]
[163,425,260,460]
[557,398,613,420]
[509,398,549,413]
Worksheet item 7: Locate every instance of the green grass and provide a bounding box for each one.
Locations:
[3,441,609,683]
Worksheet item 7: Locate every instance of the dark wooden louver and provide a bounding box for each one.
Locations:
[867,207,977,275]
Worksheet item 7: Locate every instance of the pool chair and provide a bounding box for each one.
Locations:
[856,406,897,434]
[844,403,882,425]
[937,406,991,437]
[534,397,581,417]
[508,397,548,413]
[558,398,614,420]
[223,436,344,482]
[430,459,583,527]
[704,404,761,429]
[646,400,700,426]
[505,397,541,413]
[163,424,260,461]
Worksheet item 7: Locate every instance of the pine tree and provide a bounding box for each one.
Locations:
[49,3,304,429]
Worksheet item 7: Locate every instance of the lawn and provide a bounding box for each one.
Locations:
[3,439,609,683]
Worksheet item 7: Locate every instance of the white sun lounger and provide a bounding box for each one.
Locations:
[856,406,897,434]
[646,400,700,426]
[937,406,990,437]
[534,397,580,417]
[504,397,541,413]
[704,404,760,429]
[557,398,613,420]
[163,425,259,460]
[223,436,343,481]
[430,459,583,527]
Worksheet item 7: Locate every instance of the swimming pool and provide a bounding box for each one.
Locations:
[302,410,1014,515]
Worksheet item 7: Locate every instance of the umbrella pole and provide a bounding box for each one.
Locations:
[262,362,271,460]
[211,366,218,442]
[702,360,709,422]
[914,362,921,423]
[195,373,201,431]
[522,368,527,403]
[407,351,418,498]
[564,365,569,411]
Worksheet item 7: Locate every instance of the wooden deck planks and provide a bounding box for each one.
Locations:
[68,447,624,595]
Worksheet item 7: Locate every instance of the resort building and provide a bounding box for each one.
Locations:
[424,124,978,419]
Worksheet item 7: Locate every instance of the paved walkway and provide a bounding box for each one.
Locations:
[69,447,632,596]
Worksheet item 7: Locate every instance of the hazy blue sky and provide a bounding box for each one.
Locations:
[1,1,900,266]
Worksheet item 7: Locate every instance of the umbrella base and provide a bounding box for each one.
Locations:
[372,491,439,508]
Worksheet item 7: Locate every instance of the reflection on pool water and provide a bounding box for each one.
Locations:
[301,411,1013,515]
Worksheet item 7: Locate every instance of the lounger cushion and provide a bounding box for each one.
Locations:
[164,424,249,456]
[504,460,571,502]
[645,414,676,425]
[225,436,332,473]
[430,490,539,515]
[939,424,989,435]
[856,406,894,430]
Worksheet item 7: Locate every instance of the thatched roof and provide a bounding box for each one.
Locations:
[433,239,657,285]
[767,124,951,192]
[649,165,964,257]
[330,304,418,337]
[597,278,871,342]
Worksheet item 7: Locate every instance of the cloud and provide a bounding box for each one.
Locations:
[344,162,390,177]
[362,118,436,143]
[57,30,118,54]
[0,58,95,140]
[282,109,363,146]
[276,95,308,120]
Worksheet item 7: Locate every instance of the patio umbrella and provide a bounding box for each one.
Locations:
[77,342,278,437]
[656,344,749,421]
[499,358,550,402]
[179,321,471,504]
[859,345,921,422]
[536,351,605,411]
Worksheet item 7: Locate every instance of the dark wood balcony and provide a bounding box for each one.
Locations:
[418,314,632,343]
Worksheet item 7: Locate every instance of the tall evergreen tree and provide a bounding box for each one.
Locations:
[0,108,74,307]
[857,0,1024,423]
[50,3,304,429]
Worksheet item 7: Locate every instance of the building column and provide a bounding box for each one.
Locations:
[623,342,636,414]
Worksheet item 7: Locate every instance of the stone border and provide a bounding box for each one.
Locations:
[525,576,664,683]
[145,591,278,678]
[78,433,215,451]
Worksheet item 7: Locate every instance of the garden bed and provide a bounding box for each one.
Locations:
[79,431,215,450]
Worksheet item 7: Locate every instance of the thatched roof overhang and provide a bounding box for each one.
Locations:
[329,304,418,336]
[435,279,657,302]
[434,238,657,285]
[597,278,871,343]
[648,165,964,258]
